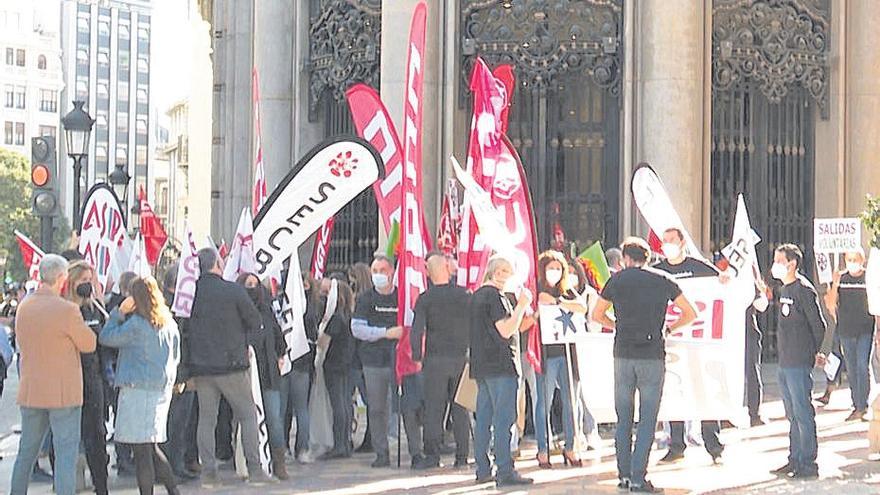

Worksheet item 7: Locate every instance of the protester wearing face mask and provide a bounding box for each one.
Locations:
[823,249,875,421]
[768,244,827,480]
[236,273,289,480]
[345,263,375,453]
[64,261,110,495]
[652,228,725,465]
[533,251,586,469]
[351,255,403,468]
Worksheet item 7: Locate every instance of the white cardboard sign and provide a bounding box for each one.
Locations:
[814,218,861,254]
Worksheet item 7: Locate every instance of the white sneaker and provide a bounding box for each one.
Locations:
[297,451,314,464]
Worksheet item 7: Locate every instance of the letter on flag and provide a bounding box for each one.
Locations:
[274,252,311,374]
[172,226,200,318]
[14,230,45,281]
[310,218,335,280]
[78,183,126,287]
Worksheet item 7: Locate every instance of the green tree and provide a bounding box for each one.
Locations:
[0,148,70,283]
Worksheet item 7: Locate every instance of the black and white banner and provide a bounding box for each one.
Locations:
[252,137,384,279]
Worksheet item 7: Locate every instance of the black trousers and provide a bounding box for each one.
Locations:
[422,357,470,460]
[82,376,109,495]
[669,420,723,456]
[131,443,177,495]
[745,325,763,419]
[325,370,352,455]
[161,390,195,472]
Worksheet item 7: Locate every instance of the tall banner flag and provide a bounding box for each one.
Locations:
[223,208,256,281]
[128,234,151,277]
[138,187,168,266]
[346,85,434,251]
[14,230,45,281]
[631,163,705,261]
[172,226,200,318]
[109,235,133,293]
[396,0,428,384]
[252,137,384,279]
[78,183,126,287]
[436,179,459,256]
[310,218,335,280]
[252,68,268,215]
[274,252,311,374]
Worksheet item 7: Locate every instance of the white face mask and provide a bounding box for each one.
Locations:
[371,273,389,289]
[847,262,864,274]
[770,262,789,280]
[545,268,563,286]
[661,243,682,261]
[566,274,580,289]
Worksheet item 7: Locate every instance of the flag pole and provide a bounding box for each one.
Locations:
[397,385,402,468]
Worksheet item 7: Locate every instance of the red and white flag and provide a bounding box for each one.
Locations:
[436,180,459,256]
[14,230,44,281]
[138,187,168,266]
[252,68,268,216]
[310,218,335,280]
[223,208,256,281]
[172,225,200,318]
[396,1,428,384]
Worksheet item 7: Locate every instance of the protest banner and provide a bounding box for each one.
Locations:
[172,226,199,318]
[252,137,384,279]
[273,252,311,374]
[310,218,335,280]
[78,183,126,287]
[246,346,271,474]
[814,217,861,254]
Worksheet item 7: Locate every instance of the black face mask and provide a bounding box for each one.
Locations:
[246,286,262,304]
[76,282,93,299]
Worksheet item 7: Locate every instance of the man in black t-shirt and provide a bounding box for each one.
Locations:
[593,237,696,494]
[352,256,403,468]
[654,228,725,464]
[825,248,875,420]
[470,256,534,487]
[411,254,471,469]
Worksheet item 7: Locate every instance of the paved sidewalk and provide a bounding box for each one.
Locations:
[1,363,879,494]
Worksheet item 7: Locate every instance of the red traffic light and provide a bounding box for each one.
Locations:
[32,164,50,187]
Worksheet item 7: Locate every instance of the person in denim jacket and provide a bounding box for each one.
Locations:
[100,276,181,495]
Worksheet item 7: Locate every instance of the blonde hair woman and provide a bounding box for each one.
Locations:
[100,277,180,495]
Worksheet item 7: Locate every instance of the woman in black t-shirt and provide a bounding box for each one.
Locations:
[535,251,587,468]
[318,279,356,459]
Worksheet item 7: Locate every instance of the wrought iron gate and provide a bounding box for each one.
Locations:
[308,0,381,273]
[461,0,623,249]
[710,0,830,359]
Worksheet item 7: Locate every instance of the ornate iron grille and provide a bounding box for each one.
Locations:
[461,0,623,249]
[308,0,381,272]
[711,0,828,359]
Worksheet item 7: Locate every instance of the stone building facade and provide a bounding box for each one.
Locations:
[199,0,880,284]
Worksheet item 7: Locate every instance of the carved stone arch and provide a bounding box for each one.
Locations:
[460,0,623,103]
[307,0,381,121]
[712,0,831,118]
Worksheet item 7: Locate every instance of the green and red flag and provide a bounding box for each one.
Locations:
[578,241,611,290]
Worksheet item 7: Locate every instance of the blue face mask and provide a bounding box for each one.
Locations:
[371,273,389,289]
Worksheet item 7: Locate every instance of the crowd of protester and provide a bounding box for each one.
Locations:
[0,232,877,494]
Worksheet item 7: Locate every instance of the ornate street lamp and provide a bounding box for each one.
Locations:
[130,202,141,233]
[108,162,132,209]
[61,101,95,230]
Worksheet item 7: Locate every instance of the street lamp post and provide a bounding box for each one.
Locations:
[61,101,95,231]
[109,162,132,221]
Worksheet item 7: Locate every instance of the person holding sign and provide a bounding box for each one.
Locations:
[534,250,586,469]
[591,237,697,494]
[823,248,875,421]
[769,244,827,480]
[470,256,534,487]
[653,228,725,464]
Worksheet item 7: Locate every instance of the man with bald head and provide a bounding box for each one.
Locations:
[410,253,472,469]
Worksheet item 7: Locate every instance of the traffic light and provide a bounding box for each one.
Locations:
[31,136,58,217]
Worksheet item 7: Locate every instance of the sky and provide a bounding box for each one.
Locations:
[150,0,194,120]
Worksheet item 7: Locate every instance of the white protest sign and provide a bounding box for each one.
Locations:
[815,252,834,286]
[78,184,126,288]
[814,218,861,254]
[172,226,199,318]
[580,277,750,425]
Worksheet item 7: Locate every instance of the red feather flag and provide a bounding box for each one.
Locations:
[138,187,168,266]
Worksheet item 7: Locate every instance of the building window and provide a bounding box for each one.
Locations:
[136,144,147,164]
[77,48,88,64]
[96,145,108,161]
[115,145,127,165]
[97,49,110,67]
[39,89,57,112]
[3,85,12,108]
[136,87,148,104]
[119,50,130,72]
[37,54,47,70]
[137,56,148,73]
[5,48,12,65]
[96,110,108,128]
[117,113,129,132]
[98,19,110,36]
[15,86,25,109]
[16,49,25,67]
[136,117,147,135]
[138,26,149,40]
[77,15,89,33]
[119,22,130,39]
[14,122,24,145]
[118,82,129,103]
[38,125,56,138]
[3,122,12,145]
[75,77,89,100]
[97,82,109,99]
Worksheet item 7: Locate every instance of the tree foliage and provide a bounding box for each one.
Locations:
[0,148,70,283]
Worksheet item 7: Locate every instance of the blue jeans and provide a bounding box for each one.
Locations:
[778,366,818,474]
[537,355,576,453]
[279,369,311,455]
[262,389,285,450]
[474,375,519,480]
[11,406,82,495]
[840,333,873,412]
[614,359,664,486]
